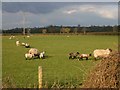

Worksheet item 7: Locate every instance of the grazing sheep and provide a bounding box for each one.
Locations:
[21,42,26,46]
[78,54,91,60]
[25,53,33,60]
[9,36,12,40]
[16,40,20,46]
[40,51,45,59]
[25,43,30,48]
[69,52,79,59]
[29,48,40,58]
[93,48,112,60]
[27,35,30,38]
[9,35,15,39]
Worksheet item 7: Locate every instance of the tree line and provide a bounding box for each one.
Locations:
[2,25,118,35]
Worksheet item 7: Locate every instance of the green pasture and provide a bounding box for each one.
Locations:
[2,35,118,88]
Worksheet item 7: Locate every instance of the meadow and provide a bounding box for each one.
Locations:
[2,35,118,88]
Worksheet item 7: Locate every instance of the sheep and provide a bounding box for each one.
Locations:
[25,43,30,48]
[9,36,12,39]
[69,52,79,59]
[28,48,40,59]
[40,51,45,59]
[9,35,15,39]
[27,35,30,38]
[25,53,33,60]
[78,54,91,60]
[16,40,20,46]
[93,48,112,60]
[21,42,26,46]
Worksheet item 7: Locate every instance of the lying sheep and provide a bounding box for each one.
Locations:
[69,52,79,59]
[78,54,91,60]
[93,48,112,60]
[16,40,20,46]
[25,53,33,60]
[29,48,40,59]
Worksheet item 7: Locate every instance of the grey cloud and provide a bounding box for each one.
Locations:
[3,2,116,14]
[2,2,79,14]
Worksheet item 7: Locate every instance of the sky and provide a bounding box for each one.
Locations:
[2,1,119,30]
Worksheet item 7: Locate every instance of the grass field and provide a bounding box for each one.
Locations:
[2,35,118,88]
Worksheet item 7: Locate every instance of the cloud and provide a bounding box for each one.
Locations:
[64,9,77,14]
[63,4,117,19]
[2,2,118,29]
[2,2,75,14]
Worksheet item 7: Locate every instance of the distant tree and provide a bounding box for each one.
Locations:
[27,28,31,35]
[82,27,87,34]
[48,25,55,33]
[113,26,118,32]
[73,28,78,34]
[42,29,47,34]
[60,27,70,33]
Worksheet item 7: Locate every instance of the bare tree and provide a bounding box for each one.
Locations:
[82,27,87,35]
[60,27,70,33]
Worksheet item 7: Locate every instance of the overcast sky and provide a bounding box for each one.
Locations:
[2,2,118,29]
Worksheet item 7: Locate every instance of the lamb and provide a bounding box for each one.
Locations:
[28,48,40,59]
[40,51,45,59]
[25,53,33,60]
[21,42,26,46]
[25,43,30,48]
[78,54,91,60]
[93,48,112,60]
[69,52,79,59]
[16,40,20,46]
[9,35,15,39]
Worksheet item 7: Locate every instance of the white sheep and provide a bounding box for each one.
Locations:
[16,40,20,46]
[9,35,15,39]
[25,53,33,60]
[93,48,112,60]
[27,35,30,38]
[40,51,45,59]
[25,43,30,48]
[78,54,91,60]
[28,48,40,58]
[21,42,26,46]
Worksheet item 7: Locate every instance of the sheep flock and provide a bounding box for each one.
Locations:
[69,48,112,60]
[11,35,113,61]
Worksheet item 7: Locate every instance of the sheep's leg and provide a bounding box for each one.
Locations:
[86,57,88,60]
[69,56,72,59]
[38,55,40,59]
[94,57,97,60]
[78,57,80,60]
[73,56,76,59]
[80,57,83,60]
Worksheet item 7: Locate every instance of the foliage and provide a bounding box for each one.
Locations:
[2,25,118,34]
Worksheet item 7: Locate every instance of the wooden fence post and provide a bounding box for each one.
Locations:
[38,66,42,88]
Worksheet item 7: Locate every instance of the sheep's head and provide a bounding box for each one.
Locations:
[107,48,112,52]
[42,51,45,54]
[76,52,80,55]
[89,54,92,56]
[69,52,73,55]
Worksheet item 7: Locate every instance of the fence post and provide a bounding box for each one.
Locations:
[38,66,42,88]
